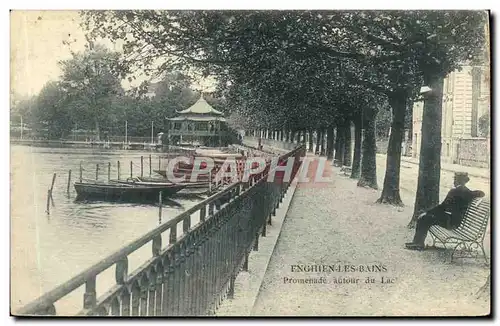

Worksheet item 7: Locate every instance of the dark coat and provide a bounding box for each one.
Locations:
[427,185,485,227]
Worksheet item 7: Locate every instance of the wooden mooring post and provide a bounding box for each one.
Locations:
[79,162,83,182]
[96,164,99,180]
[46,189,51,214]
[130,161,133,178]
[46,173,56,214]
[108,162,111,181]
[149,154,152,176]
[158,156,161,170]
[66,170,71,194]
[50,173,56,196]
[117,161,121,180]
[141,156,144,177]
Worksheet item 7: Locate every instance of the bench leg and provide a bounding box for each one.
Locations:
[450,241,468,263]
[451,241,489,264]
[430,233,437,247]
[429,232,447,250]
[479,243,489,266]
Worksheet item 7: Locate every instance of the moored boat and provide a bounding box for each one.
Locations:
[74,181,187,203]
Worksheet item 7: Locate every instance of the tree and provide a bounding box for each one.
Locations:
[151,71,199,114]
[357,106,378,189]
[32,82,72,139]
[59,44,126,140]
[408,11,487,227]
[375,106,392,139]
[351,113,362,179]
[10,94,37,126]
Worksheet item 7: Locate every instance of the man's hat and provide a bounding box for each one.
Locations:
[454,172,470,183]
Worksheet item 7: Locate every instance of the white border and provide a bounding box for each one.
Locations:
[2,2,498,326]
[3,0,500,10]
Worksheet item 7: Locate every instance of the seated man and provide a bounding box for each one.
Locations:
[405,172,485,250]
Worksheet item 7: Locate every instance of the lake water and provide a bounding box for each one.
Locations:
[10,145,206,314]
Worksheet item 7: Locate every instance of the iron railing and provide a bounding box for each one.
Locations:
[16,144,306,316]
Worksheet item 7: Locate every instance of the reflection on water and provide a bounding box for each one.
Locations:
[10,145,204,314]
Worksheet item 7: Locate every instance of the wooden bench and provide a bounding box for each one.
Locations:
[429,198,490,264]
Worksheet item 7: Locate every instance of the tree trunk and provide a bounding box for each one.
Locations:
[315,130,321,154]
[343,122,352,166]
[334,125,344,166]
[284,129,289,142]
[290,130,296,143]
[357,111,378,189]
[279,130,284,141]
[326,126,335,160]
[296,130,302,143]
[320,130,326,155]
[308,130,314,152]
[351,117,362,179]
[377,92,407,206]
[316,131,320,154]
[409,75,444,228]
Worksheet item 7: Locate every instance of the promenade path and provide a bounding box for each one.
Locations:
[219,150,490,316]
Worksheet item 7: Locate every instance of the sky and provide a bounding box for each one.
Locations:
[10,10,216,100]
[10,11,87,97]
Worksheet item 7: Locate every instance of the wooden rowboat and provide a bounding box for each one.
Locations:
[74,181,187,203]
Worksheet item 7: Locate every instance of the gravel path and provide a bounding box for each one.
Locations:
[251,156,490,316]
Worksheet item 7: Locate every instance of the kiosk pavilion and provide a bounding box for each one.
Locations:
[167,96,227,146]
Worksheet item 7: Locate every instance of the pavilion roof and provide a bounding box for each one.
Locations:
[176,96,224,116]
[169,115,226,122]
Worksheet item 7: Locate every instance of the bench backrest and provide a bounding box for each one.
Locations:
[456,197,490,241]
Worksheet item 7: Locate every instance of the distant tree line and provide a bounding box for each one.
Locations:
[10,45,226,140]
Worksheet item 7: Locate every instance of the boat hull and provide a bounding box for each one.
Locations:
[74,182,186,203]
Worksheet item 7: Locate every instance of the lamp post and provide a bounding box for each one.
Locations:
[125,120,128,144]
[151,121,154,145]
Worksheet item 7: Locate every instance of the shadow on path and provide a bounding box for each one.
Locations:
[251,157,490,316]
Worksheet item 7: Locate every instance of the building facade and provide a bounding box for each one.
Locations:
[412,65,490,168]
